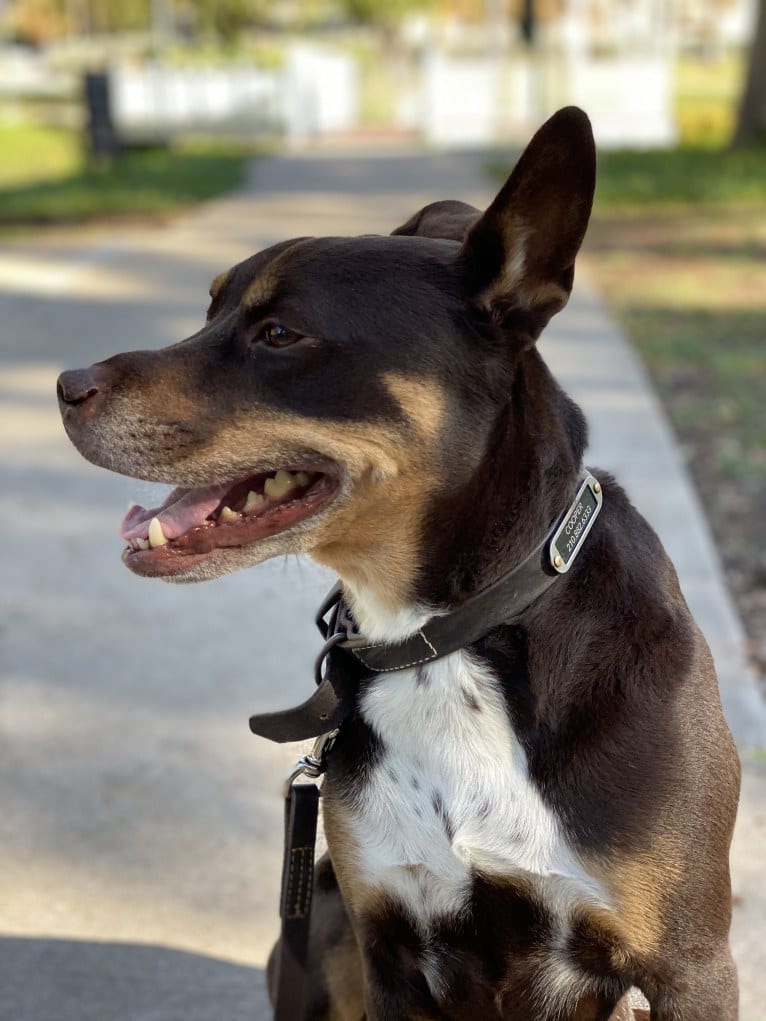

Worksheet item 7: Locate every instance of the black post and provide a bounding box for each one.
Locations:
[520,0,536,46]
[84,71,121,159]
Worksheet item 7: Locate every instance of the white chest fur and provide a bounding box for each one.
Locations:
[347,650,609,930]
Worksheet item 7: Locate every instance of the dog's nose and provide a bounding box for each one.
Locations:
[57,367,102,407]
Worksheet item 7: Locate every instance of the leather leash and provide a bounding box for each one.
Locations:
[253,473,603,1021]
[273,742,334,1021]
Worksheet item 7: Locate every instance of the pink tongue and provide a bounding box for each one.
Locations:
[120,483,231,541]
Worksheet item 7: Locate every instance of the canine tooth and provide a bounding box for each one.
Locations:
[264,470,296,499]
[148,517,168,548]
[220,505,239,523]
[244,490,265,513]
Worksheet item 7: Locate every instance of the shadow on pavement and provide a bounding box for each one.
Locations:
[0,937,269,1021]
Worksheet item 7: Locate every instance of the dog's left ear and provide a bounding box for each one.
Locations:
[461,106,595,343]
[392,199,480,242]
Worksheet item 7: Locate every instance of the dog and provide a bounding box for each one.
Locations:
[58,107,740,1020]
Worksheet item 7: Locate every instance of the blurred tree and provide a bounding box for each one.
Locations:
[97,0,151,32]
[195,0,269,42]
[10,0,153,37]
[733,0,766,145]
[337,0,433,25]
[6,0,270,40]
[9,0,68,44]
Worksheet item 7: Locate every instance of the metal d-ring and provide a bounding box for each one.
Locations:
[313,629,346,687]
[314,583,342,639]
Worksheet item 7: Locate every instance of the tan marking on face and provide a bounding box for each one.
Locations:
[242,270,279,312]
[242,238,309,312]
[209,270,230,301]
[205,385,447,611]
[586,843,682,958]
[94,357,452,594]
[383,372,445,444]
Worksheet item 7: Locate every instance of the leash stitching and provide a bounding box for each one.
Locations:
[286,845,313,919]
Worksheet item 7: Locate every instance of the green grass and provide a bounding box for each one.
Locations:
[0,122,81,189]
[607,304,766,483]
[675,54,744,146]
[488,143,766,211]
[586,202,766,481]
[592,54,764,210]
[594,145,766,210]
[0,123,251,227]
[488,53,764,209]
[586,205,766,655]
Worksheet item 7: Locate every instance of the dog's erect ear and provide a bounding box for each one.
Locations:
[461,106,595,340]
[392,200,481,242]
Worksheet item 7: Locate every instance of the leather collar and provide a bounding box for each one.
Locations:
[250,473,602,744]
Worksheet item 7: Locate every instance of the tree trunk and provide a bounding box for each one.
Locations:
[733,0,766,146]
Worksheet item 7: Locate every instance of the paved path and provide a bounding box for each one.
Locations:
[1,150,764,1020]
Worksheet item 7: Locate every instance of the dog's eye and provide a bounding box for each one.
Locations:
[262,324,300,348]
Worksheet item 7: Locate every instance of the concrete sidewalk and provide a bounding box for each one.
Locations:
[1,149,764,1020]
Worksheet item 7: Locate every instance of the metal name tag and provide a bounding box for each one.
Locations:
[549,474,603,574]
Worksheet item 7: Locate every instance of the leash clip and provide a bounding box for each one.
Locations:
[284,730,338,796]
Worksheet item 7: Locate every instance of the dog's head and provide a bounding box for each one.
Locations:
[58,107,595,624]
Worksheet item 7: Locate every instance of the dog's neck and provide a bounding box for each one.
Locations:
[419,351,586,604]
[339,352,587,642]
[340,585,437,644]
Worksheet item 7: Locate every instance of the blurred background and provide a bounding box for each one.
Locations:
[1,2,765,1019]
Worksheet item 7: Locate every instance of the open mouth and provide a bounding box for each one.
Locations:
[120,464,341,576]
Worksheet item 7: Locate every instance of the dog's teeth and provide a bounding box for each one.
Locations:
[136,538,150,551]
[219,505,239,523]
[294,471,310,486]
[264,470,296,500]
[244,490,265,513]
[148,517,168,548]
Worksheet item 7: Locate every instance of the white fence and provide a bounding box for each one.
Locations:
[112,66,280,137]
[541,55,677,148]
[420,52,677,149]
[85,42,676,149]
[110,47,358,141]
